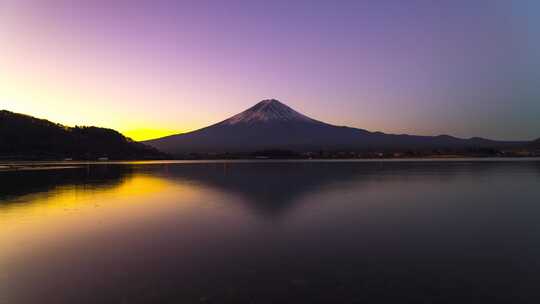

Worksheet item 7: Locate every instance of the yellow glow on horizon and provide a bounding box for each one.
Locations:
[122,128,186,141]
[0,33,205,143]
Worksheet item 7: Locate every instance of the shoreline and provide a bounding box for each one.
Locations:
[1,157,539,171]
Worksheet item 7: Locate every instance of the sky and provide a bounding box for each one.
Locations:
[1,0,539,141]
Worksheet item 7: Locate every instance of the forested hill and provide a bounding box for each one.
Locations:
[0,110,167,160]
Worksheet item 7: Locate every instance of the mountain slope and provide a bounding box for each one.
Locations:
[145,99,524,155]
[0,110,166,160]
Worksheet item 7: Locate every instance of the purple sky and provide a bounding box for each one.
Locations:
[1,0,539,140]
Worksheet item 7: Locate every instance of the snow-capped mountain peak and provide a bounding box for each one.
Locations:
[144,98,516,155]
[221,99,316,125]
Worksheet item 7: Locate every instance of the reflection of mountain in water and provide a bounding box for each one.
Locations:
[158,161,540,216]
[162,162,364,216]
[0,165,133,203]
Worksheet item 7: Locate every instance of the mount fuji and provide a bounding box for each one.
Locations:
[144,99,522,154]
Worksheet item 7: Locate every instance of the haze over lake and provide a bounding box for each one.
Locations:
[1,160,540,303]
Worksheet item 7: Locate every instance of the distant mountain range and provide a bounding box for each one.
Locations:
[145,99,528,155]
[0,110,165,160]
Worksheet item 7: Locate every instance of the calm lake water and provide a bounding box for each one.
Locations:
[1,160,540,303]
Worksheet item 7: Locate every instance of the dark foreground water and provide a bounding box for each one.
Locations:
[1,160,540,304]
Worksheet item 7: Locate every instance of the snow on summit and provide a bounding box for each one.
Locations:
[221,99,317,125]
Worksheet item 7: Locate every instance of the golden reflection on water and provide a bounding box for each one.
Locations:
[0,173,202,267]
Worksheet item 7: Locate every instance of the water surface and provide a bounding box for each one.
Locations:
[1,160,540,303]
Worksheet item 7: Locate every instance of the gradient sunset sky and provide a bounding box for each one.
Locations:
[1,0,539,141]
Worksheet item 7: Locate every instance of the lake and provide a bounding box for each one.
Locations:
[1,160,540,303]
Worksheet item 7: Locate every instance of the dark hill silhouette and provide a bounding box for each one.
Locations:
[0,110,166,160]
[145,99,526,155]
